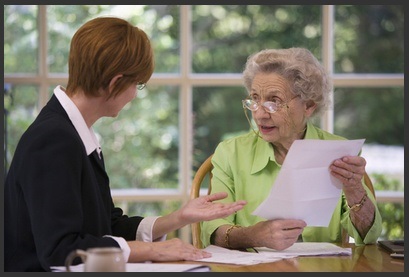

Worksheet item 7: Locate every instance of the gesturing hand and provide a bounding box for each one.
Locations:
[179,192,247,224]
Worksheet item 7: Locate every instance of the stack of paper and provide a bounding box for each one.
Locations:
[195,243,351,265]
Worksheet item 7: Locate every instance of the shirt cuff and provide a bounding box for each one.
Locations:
[104,235,130,262]
[136,216,167,242]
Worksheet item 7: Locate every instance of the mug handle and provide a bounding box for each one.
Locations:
[65,249,87,272]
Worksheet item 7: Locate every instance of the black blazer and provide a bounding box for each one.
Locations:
[4,95,143,271]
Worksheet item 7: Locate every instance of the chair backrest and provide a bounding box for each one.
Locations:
[363,173,375,198]
[190,154,213,249]
[189,154,376,248]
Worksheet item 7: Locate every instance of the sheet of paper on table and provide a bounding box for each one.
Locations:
[51,262,210,272]
[255,242,352,257]
[195,243,351,265]
[195,245,285,265]
[252,139,365,226]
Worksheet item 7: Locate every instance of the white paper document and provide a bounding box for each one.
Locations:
[255,242,352,257]
[51,262,210,272]
[252,139,365,226]
[195,243,351,265]
[195,245,284,265]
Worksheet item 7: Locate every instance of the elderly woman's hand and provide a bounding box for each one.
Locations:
[330,156,367,194]
[251,219,306,250]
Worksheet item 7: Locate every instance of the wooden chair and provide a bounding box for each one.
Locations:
[190,154,214,249]
[190,154,376,248]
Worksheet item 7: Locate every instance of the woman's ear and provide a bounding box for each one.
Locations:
[109,74,123,89]
[105,74,124,98]
[305,100,317,117]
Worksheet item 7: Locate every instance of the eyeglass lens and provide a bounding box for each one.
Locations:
[242,99,279,113]
[137,83,146,90]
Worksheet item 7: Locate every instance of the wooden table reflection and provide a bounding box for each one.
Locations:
[172,243,404,272]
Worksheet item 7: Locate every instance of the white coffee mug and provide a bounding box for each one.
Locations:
[65,247,126,272]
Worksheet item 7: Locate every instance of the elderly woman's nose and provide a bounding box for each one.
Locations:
[253,107,270,118]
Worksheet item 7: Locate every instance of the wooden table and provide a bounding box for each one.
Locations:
[175,243,404,272]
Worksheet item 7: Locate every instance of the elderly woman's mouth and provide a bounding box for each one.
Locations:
[259,125,277,133]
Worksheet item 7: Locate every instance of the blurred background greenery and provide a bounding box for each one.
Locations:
[3,5,404,242]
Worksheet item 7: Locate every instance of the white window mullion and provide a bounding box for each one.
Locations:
[321,5,334,133]
[178,5,193,242]
[38,5,49,109]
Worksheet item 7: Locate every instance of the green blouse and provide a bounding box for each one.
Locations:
[200,122,382,247]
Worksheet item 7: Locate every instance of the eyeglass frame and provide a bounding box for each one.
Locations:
[242,94,299,138]
[137,83,146,90]
[242,94,299,114]
[122,73,147,90]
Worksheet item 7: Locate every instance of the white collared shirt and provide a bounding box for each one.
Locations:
[53,86,165,262]
[54,86,101,158]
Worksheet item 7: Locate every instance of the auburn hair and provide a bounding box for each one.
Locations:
[66,16,154,99]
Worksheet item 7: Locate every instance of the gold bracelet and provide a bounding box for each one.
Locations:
[224,225,241,249]
[348,192,368,212]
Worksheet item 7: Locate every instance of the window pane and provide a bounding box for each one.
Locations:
[47,5,101,73]
[334,5,404,73]
[4,84,40,171]
[93,85,179,189]
[47,5,180,73]
[4,5,38,74]
[333,87,404,144]
[333,87,404,189]
[377,202,404,240]
[192,5,322,73]
[144,5,181,73]
[192,86,249,168]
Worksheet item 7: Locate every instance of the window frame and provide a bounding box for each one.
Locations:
[3,5,404,242]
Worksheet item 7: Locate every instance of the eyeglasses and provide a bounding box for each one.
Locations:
[137,83,146,90]
[242,95,298,113]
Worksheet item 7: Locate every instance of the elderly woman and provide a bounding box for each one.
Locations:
[201,48,382,251]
